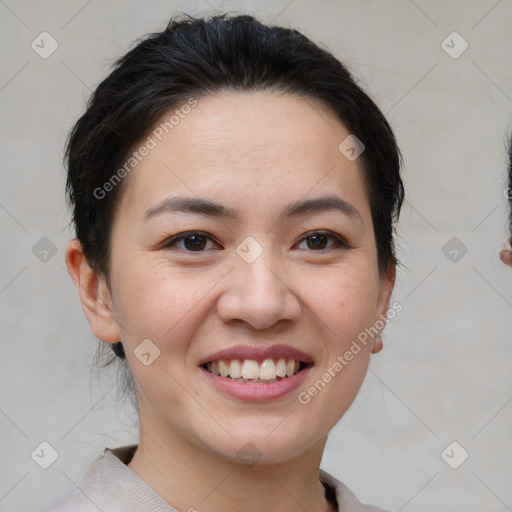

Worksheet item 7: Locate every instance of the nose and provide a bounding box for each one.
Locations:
[216,244,302,330]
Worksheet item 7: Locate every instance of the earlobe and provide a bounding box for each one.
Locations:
[65,239,121,343]
[372,263,396,354]
[371,333,383,354]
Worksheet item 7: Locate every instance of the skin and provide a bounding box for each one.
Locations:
[500,240,512,266]
[66,91,395,512]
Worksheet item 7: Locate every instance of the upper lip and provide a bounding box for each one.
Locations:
[198,344,314,366]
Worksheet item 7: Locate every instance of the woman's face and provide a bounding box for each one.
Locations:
[83,91,394,464]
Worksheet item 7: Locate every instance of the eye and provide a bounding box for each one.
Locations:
[296,231,349,251]
[161,231,221,252]
[160,230,348,253]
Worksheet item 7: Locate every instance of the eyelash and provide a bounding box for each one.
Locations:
[160,230,349,253]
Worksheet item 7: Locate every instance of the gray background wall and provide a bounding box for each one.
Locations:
[1,1,511,511]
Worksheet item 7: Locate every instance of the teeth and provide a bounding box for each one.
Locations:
[276,358,287,377]
[219,360,229,378]
[229,360,242,379]
[205,358,305,381]
[242,360,260,379]
[259,358,277,380]
[286,359,295,378]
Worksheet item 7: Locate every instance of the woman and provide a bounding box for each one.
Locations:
[42,13,404,512]
[500,137,512,267]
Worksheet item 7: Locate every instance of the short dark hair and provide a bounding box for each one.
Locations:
[65,13,404,362]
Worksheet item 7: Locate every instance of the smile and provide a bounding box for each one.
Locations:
[202,358,309,383]
[198,345,314,401]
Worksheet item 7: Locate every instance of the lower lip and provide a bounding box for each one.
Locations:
[199,366,312,402]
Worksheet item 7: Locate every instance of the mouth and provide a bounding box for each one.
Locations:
[198,345,314,401]
[201,358,310,383]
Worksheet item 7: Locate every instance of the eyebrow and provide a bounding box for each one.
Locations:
[142,195,362,224]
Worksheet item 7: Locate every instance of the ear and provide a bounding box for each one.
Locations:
[65,239,121,343]
[371,262,396,354]
[500,241,512,267]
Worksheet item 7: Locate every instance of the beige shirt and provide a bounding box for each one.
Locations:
[40,445,390,512]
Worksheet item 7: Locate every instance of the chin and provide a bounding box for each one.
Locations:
[194,416,325,467]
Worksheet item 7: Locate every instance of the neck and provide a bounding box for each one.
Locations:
[126,407,336,512]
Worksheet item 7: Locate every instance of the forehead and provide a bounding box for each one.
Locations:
[157,91,347,167]
[117,91,370,221]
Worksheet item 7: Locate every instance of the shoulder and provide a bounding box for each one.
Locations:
[37,444,174,512]
[37,449,109,512]
[319,469,393,512]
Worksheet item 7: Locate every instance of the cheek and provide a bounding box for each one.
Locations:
[297,269,379,426]
[110,256,221,349]
[309,265,379,343]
